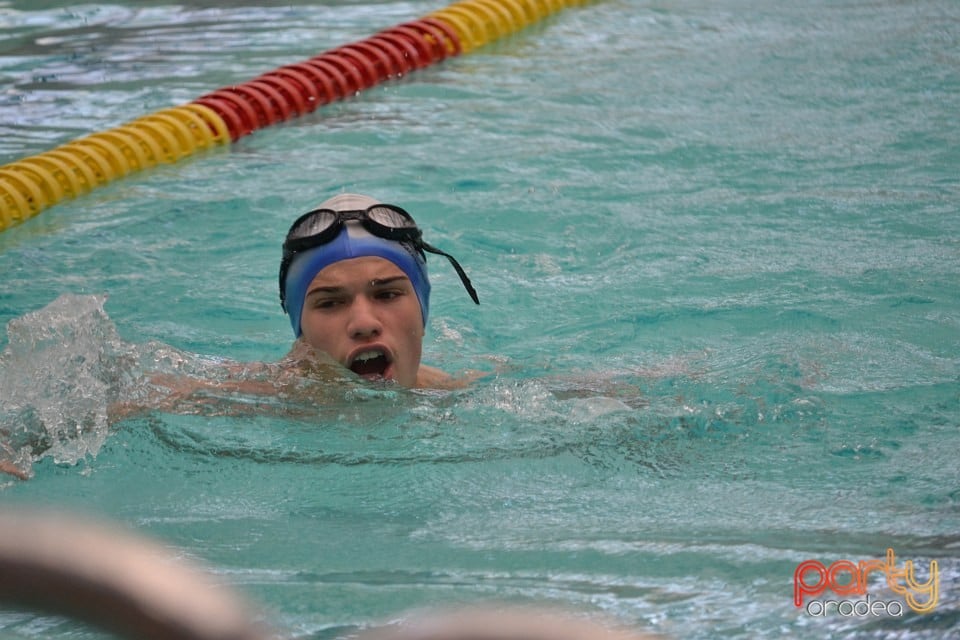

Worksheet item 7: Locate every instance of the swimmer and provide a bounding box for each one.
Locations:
[133,192,482,410]
[0,194,481,479]
[279,193,479,389]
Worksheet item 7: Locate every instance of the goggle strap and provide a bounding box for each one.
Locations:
[421,242,480,305]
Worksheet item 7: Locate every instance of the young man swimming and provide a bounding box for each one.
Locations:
[0,194,479,480]
[278,193,479,388]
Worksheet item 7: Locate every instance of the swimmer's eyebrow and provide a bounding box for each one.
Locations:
[305,284,346,297]
[369,276,410,288]
[306,276,410,297]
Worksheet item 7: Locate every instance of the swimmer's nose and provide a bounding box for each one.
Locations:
[347,296,383,340]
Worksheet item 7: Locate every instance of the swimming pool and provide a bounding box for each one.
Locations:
[1,0,958,638]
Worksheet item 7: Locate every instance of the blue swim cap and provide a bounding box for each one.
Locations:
[283,212,431,339]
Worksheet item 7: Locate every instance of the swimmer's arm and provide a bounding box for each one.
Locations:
[1,439,30,480]
[103,365,291,422]
[109,370,302,421]
[108,347,345,419]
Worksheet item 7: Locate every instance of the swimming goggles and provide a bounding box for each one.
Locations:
[279,204,479,310]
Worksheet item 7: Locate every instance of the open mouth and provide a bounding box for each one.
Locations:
[348,348,392,379]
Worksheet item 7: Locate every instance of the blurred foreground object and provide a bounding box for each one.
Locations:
[358,605,661,640]
[0,508,274,640]
[0,509,659,640]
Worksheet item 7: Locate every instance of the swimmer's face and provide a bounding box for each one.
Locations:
[299,256,424,387]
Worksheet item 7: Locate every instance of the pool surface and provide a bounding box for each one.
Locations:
[1,1,958,638]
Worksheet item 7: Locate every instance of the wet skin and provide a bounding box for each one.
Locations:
[299,256,427,388]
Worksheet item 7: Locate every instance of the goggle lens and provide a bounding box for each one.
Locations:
[367,205,416,229]
[288,209,338,241]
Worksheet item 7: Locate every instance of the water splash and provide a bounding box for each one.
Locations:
[0,294,137,478]
[0,293,255,479]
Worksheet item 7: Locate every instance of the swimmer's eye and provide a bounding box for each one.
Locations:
[374,289,405,301]
[310,297,345,310]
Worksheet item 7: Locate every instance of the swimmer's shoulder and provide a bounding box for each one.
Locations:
[416,364,488,390]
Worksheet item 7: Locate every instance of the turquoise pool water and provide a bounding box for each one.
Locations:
[1,1,959,638]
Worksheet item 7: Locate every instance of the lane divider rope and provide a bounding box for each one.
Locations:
[0,0,588,233]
